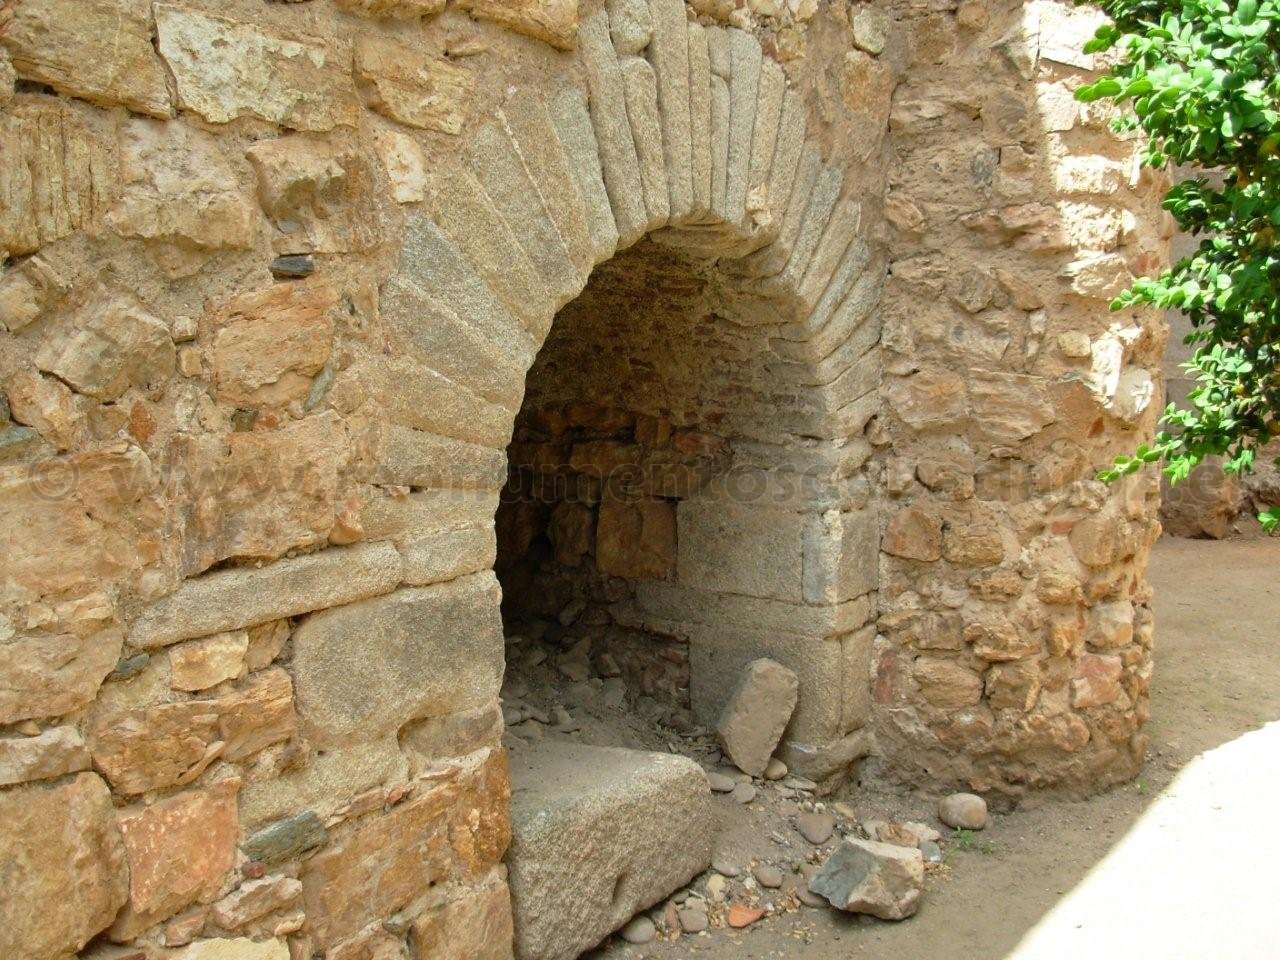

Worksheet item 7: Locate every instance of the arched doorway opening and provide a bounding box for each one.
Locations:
[493,209,880,957]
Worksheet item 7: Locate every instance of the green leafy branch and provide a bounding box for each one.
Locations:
[1076,0,1280,531]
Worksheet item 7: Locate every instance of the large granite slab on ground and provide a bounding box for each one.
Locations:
[506,740,713,960]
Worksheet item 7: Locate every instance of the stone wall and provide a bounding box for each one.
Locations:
[0,0,1163,957]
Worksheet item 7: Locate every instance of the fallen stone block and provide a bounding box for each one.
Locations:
[716,657,799,777]
[808,837,924,920]
[507,740,713,960]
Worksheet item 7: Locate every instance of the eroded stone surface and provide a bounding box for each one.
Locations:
[0,773,128,960]
[457,0,580,50]
[292,575,504,748]
[107,119,257,251]
[111,779,241,940]
[0,0,171,116]
[354,35,474,134]
[155,6,359,130]
[508,741,712,960]
[0,724,90,786]
[36,295,174,401]
[411,871,513,960]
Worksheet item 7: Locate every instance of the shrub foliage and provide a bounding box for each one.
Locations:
[1078,0,1280,529]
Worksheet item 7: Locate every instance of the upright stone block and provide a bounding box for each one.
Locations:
[763,89,807,238]
[717,657,799,777]
[747,59,787,225]
[649,0,693,220]
[502,93,597,290]
[579,13,648,246]
[725,29,763,226]
[549,86,621,265]
[686,22,714,216]
[291,576,504,749]
[467,123,583,306]
[707,28,732,221]
[619,56,671,230]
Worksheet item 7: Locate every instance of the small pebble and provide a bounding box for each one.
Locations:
[706,874,728,901]
[707,771,736,793]
[620,916,656,944]
[753,864,783,889]
[711,855,741,877]
[730,782,757,804]
[798,887,827,908]
[939,792,988,830]
[797,811,835,845]
[921,840,944,863]
[678,905,709,933]
[764,757,788,780]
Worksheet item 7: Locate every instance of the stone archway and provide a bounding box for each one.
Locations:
[346,15,885,952]
[322,10,882,952]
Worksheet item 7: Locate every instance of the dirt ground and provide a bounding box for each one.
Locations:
[592,535,1280,960]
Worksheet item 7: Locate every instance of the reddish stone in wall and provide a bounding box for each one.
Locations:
[89,669,298,794]
[1072,654,1124,709]
[883,505,943,562]
[301,749,511,949]
[0,772,127,960]
[110,778,241,941]
[207,282,337,408]
[596,495,676,581]
[411,873,514,960]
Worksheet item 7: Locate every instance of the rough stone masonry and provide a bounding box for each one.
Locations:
[0,0,1165,958]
